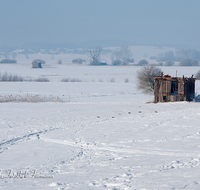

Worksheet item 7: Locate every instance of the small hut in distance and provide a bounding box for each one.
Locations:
[154,72,196,103]
[32,60,42,68]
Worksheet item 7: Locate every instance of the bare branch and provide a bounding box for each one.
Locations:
[137,65,162,94]
[89,47,102,62]
[111,45,132,65]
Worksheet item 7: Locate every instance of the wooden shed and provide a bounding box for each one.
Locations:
[32,61,42,68]
[154,72,196,103]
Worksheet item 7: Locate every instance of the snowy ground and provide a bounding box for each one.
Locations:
[0,62,200,190]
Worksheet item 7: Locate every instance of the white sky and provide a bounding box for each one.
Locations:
[0,0,200,47]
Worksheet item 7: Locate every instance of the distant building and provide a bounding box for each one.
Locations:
[32,61,42,68]
[98,59,107,66]
[154,72,196,103]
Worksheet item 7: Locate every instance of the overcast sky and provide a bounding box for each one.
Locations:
[0,0,200,48]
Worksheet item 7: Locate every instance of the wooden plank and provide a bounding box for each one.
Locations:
[178,80,184,95]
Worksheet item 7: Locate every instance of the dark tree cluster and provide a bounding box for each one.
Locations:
[179,58,199,66]
[156,49,200,66]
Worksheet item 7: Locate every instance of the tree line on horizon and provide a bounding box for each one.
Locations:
[1,45,200,67]
[155,49,200,66]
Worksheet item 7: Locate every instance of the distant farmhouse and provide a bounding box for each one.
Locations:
[98,59,107,66]
[32,60,42,68]
[154,72,196,103]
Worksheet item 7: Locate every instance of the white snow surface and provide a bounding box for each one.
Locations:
[0,63,200,190]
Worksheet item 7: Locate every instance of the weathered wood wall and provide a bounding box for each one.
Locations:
[154,76,195,103]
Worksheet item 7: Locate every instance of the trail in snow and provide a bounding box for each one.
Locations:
[1,65,200,189]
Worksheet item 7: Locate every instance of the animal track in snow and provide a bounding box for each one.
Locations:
[161,157,200,170]
[0,126,62,153]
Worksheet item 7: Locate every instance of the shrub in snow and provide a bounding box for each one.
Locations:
[125,78,129,83]
[34,78,50,82]
[70,78,82,82]
[0,94,64,103]
[0,59,17,64]
[0,72,24,82]
[122,59,129,65]
[58,59,62,64]
[137,59,148,66]
[109,78,115,83]
[61,78,70,82]
[164,60,175,66]
[112,59,121,66]
[137,65,162,94]
[61,78,82,82]
[0,72,50,82]
[89,60,101,66]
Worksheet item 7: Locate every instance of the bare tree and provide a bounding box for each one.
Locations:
[137,65,162,94]
[89,47,102,65]
[111,45,132,65]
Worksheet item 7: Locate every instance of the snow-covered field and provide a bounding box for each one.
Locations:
[1,62,200,190]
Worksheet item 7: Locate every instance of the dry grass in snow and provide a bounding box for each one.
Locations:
[0,94,64,103]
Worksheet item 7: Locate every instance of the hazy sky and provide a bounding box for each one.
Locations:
[1,0,200,47]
